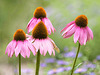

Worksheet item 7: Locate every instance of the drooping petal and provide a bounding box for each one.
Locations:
[63,25,76,38]
[27,18,41,33]
[61,21,75,32]
[79,28,84,45]
[23,40,31,58]
[42,39,48,56]
[26,40,36,56]
[49,38,60,53]
[27,18,37,33]
[20,45,26,58]
[10,40,16,57]
[5,41,13,55]
[87,27,93,40]
[74,26,81,43]
[5,40,16,57]
[83,28,87,45]
[46,40,53,55]
[27,18,34,28]
[42,18,55,34]
[39,40,44,55]
[15,41,23,57]
[62,24,74,36]
[33,39,40,52]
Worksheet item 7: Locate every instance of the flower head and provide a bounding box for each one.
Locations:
[27,7,55,34]
[5,29,36,58]
[34,7,46,18]
[27,21,59,56]
[96,55,100,60]
[61,15,93,45]
[44,58,56,63]
[87,63,96,69]
[64,51,82,58]
[89,72,95,75]
[48,69,57,75]
[64,67,72,71]
[57,60,69,65]
[14,68,33,74]
[40,63,47,67]
[32,21,48,39]
[74,68,87,73]
[48,68,65,75]
[75,15,88,27]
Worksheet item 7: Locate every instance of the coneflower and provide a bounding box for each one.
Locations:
[27,21,59,75]
[5,29,36,75]
[27,7,55,34]
[61,15,93,75]
[61,15,93,45]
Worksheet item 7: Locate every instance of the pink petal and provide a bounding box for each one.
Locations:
[39,40,44,55]
[63,25,76,38]
[48,37,59,54]
[27,18,41,33]
[74,27,81,43]
[27,18,37,33]
[5,40,16,57]
[87,27,93,40]
[79,28,84,45]
[44,39,54,56]
[83,28,87,45]
[46,40,53,55]
[15,41,23,57]
[52,50,55,56]
[5,41,13,55]
[42,39,48,56]
[27,17,34,28]
[20,45,26,58]
[10,40,16,57]
[27,40,36,56]
[62,24,74,36]
[33,39,40,52]
[42,18,55,34]
[23,40,31,58]
[61,21,75,32]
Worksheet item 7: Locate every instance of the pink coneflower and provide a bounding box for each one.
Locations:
[28,21,59,75]
[27,7,55,34]
[27,21,59,56]
[5,29,36,58]
[61,15,93,45]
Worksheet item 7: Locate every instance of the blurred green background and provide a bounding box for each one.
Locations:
[0,0,100,75]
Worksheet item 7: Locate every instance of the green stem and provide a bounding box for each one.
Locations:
[19,54,21,75]
[35,50,40,75]
[71,43,80,75]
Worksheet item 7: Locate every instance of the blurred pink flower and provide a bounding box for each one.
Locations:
[27,7,55,34]
[5,29,36,58]
[27,21,59,56]
[61,15,93,45]
[33,37,59,56]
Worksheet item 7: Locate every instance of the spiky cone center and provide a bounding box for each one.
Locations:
[32,21,48,39]
[34,7,46,19]
[14,29,26,41]
[75,15,88,27]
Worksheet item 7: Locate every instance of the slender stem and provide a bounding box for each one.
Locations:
[71,43,80,75]
[19,54,21,75]
[35,50,40,75]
